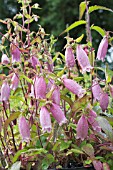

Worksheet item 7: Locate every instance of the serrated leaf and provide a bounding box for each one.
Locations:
[60,141,72,151]
[75,34,84,43]
[89,5,113,14]
[60,20,86,35]
[4,112,21,138]
[82,144,94,157]
[91,25,106,37]
[10,161,21,170]
[79,2,86,20]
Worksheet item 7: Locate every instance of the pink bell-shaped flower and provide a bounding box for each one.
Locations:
[1,81,10,101]
[109,85,113,98]
[50,103,67,126]
[97,36,108,62]
[99,92,109,111]
[88,109,101,132]
[76,45,93,73]
[46,55,54,72]
[51,85,60,105]
[65,47,75,68]
[92,79,102,101]
[1,54,10,64]
[40,106,52,133]
[29,56,41,70]
[34,76,46,99]
[76,115,88,141]
[11,44,21,63]
[18,116,30,142]
[93,160,103,170]
[63,78,86,98]
[10,73,19,91]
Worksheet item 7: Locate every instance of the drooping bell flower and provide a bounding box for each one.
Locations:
[99,93,109,112]
[88,109,101,132]
[11,44,21,63]
[1,54,10,64]
[51,85,60,105]
[63,78,86,98]
[76,115,88,141]
[97,36,108,62]
[46,55,54,72]
[18,116,30,142]
[76,45,93,73]
[34,76,46,99]
[93,160,103,170]
[109,85,113,98]
[1,81,10,101]
[50,103,67,126]
[65,47,75,68]
[29,56,41,70]
[10,73,19,91]
[40,106,52,133]
[92,79,102,101]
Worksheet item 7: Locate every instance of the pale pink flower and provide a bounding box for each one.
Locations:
[93,160,103,170]
[99,93,109,111]
[34,76,46,99]
[92,79,102,101]
[10,73,19,91]
[29,56,41,69]
[63,78,86,98]
[51,85,60,105]
[50,103,67,126]
[97,36,108,62]
[76,45,93,73]
[1,81,10,101]
[109,85,113,98]
[76,115,88,141]
[65,47,75,67]
[46,55,54,72]
[1,54,10,64]
[40,106,52,133]
[11,45,21,63]
[19,116,30,142]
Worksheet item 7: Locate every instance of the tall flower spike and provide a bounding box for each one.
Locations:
[50,103,67,126]
[65,47,75,68]
[18,116,30,142]
[1,54,10,64]
[97,36,108,62]
[40,106,52,133]
[1,81,10,101]
[92,79,102,101]
[11,44,21,63]
[76,45,93,73]
[99,92,109,112]
[76,115,88,141]
[10,73,19,91]
[63,78,86,98]
[34,76,46,99]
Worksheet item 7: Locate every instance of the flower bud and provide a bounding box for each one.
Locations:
[10,73,19,91]
[11,44,21,63]
[76,115,88,141]
[40,106,52,133]
[93,160,103,170]
[92,79,102,101]
[18,116,30,142]
[1,81,10,101]
[50,103,67,126]
[34,76,46,99]
[88,110,101,132]
[29,56,41,69]
[76,45,93,73]
[65,47,75,67]
[99,93,109,112]
[51,85,60,105]
[63,78,86,98]
[1,54,10,64]
[97,36,108,62]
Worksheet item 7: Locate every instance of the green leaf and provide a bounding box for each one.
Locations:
[13,149,27,163]
[91,25,106,37]
[89,5,113,14]
[75,34,84,43]
[4,112,21,138]
[20,74,33,83]
[10,161,21,170]
[60,20,86,35]
[60,141,72,151]
[42,154,54,170]
[79,2,86,20]
[66,148,83,156]
[82,144,94,157]
[60,95,73,107]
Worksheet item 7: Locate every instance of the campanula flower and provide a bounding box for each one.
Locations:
[92,79,102,101]
[29,56,41,70]
[10,73,19,91]
[11,44,21,63]
[99,92,109,111]
[1,54,10,64]
[1,81,10,101]
[65,47,75,67]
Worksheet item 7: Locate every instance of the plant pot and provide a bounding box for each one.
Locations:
[49,167,94,170]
